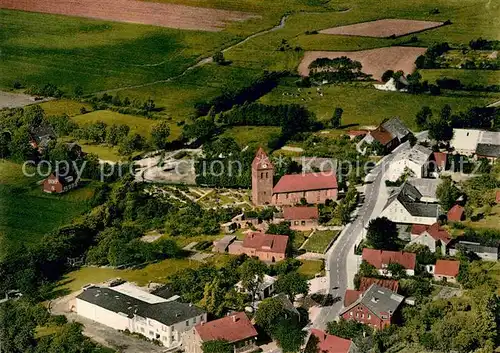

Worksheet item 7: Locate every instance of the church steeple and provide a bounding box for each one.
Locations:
[251,147,274,205]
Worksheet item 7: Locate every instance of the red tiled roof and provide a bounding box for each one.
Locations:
[447,204,465,222]
[359,277,399,293]
[283,206,319,220]
[370,127,394,146]
[347,130,368,137]
[344,289,362,306]
[411,223,451,244]
[273,172,338,193]
[243,232,288,255]
[310,329,353,353]
[433,152,447,168]
[195,312,257,343]
[434,260,460,277]
[252,147,273,170]
[362,248,416,270]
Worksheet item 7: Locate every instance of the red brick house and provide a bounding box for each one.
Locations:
[183,312,258,353]
[362,249,416,276]
[281,206,319,231]
[308,329,357,353]
[432,259,460,283]
[447,204,465,222]
[339,284,404,330]
[42,172,79,194]
[410,223,452,254]
[344,278,399,306]
[251,148,338,206]
[228,232,288,262]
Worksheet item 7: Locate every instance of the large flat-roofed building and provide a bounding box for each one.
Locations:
[76,283,206,349]
[450,129,500,158]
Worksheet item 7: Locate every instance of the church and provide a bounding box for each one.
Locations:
[252,148,338,206]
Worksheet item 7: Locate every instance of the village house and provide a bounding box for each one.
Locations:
[235,274,277,301]
[29,123,56,152]
[359,117,410,152]
[42,171,79,194]
[427,260,460,283]
[228,232,288,263]
[339,284,405,330]
[406,178,442,203]
[476,143,500,162]
[212,235,236,253]
[75,283,206,349]
[308,329,358,353]
[447,204,465,222]
[410,223,452,254]
[380,182,440,225]
[274,206,319,231]
[183,312,258,353]
[450,129,500,160]
[449,240,499,261]
[362,249,416,276]
[344,278,399,307]
[387,145,433,181]
[251,148,338,206]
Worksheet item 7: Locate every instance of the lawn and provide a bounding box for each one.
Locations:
[298,260,324,279]
[39,99,93,117]
[221,126,281,150]
[259,80,499,130]
[463,204,500,231]
[0,160,97,257]
[59,254,232,293]
[420,69,500,87]
[71,110,156,137]
[302,230,340,253]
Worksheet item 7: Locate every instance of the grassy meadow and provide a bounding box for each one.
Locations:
[71,110,156,137]
[0,160,97,256]
[420,69,500,87]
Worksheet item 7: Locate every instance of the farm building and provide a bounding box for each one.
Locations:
[449,241,499,261]
[387,145,433,181]
[450,129,500,159]
[75,283,206,349]
[42,171,79,194]
[427,260,460,283]
[360,117,410,153]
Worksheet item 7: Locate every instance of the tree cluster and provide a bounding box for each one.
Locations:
[308,56,369,82]
[415,42,451,69]
[87,94,157,117]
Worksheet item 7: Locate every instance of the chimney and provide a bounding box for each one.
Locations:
[232,315,237,323]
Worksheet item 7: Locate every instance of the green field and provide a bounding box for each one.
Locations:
[71,110,156,137]
[40,99,93,117]
[221,126,281,149]
[259,80,499,130]
[0,160,97,256]
[420,69,500,87]
[302,230,339,253]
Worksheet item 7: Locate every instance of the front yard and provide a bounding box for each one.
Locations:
[302,230,340,253]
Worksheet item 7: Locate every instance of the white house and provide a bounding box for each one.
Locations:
[373,77,408,92]
[76,283,206,349]
[380,182,440,225]
[235,274,277,301]
[409,223,452,254]
[450,129,500,157]
[387,145,433,181]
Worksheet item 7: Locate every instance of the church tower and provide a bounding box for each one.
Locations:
[252,147,274,205]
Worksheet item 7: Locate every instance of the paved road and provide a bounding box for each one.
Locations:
[312,138,418,329]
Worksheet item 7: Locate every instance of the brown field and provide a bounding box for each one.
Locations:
[319,19,444,38]
[298,46,427,81]
[0,0,258,32]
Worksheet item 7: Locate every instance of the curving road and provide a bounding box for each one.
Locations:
[312,137,419,329]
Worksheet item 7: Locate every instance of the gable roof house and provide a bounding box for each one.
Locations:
[410,223,452,254]
[276,206,319,231]
[339,284,405,330]
[344,278,399,306]
[447,204,465,222]
[387,145,433,181]
[183,312,258,353]
[228,232,289,263]
[308,329,358,353]
[360,118,410,153]
[362,249,416,276]
[42,171,79,194]
[29,123,56,152]
[76,284,206,349]
[380,182,440,225]
[427,260,460,283]
[476,143,500,162]
[407,178,442,203]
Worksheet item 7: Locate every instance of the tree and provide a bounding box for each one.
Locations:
[202,340,232,353]
[428,116,454,142]
[0,301,37,353]
[143,98,155,113]
[408,132,417,147]
[381,70,394,83]
[213,51,225,65]
[327,318,373,340]
[73,85,83,97]
[255,296,286,329]
[272,318,307,353]
[416,106,432,129]
[366,217,399,250]
[200,277,226,317]
[238,258,267,307]
[331,107,343,128]
[150,120,171,150]
[436,176,460,212]
[276,271,309,301]
[387,262,406,279]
